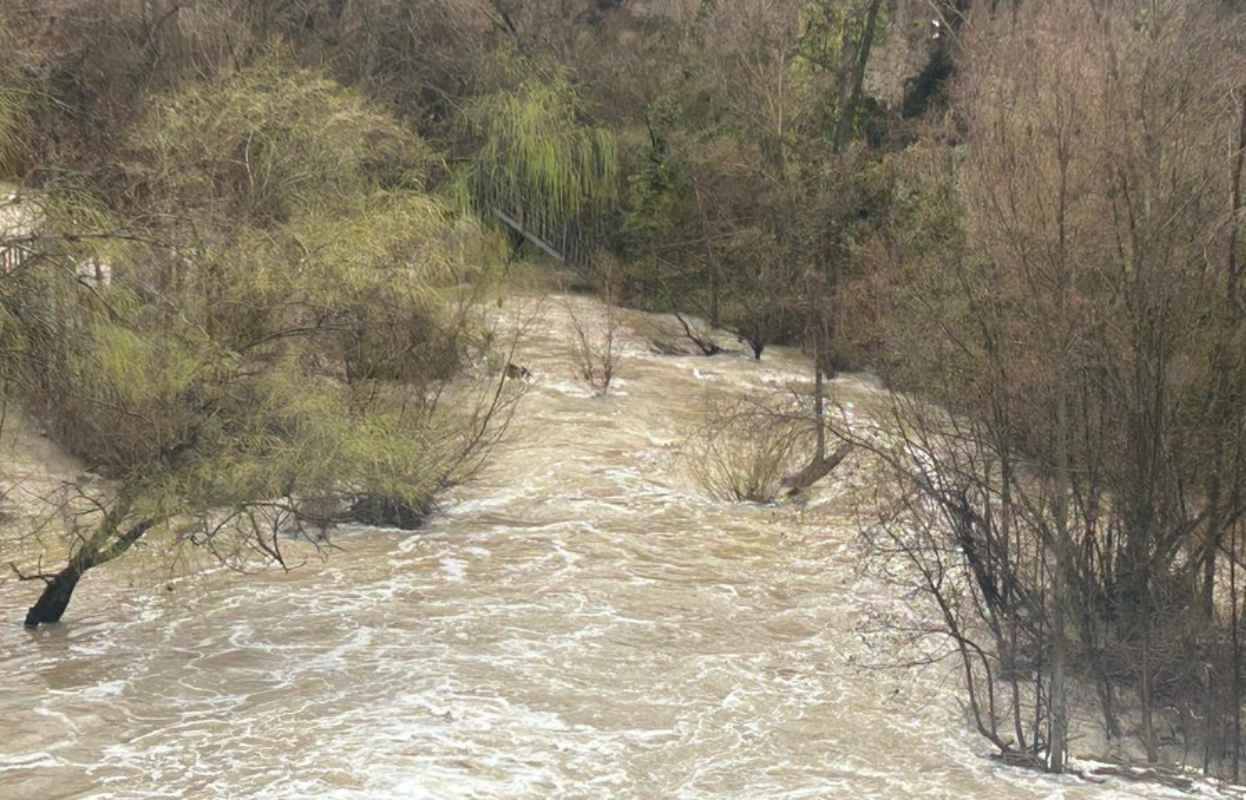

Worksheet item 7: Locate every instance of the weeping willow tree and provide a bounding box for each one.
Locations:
[457,77,618,266]
[0,20,27,177]
[3,61,520,627]
[0,87,24,179]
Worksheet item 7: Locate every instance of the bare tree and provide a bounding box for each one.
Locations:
[855,0,1246,773]
[565,253,624,396]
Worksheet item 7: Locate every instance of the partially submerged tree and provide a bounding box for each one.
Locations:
[565,251,624,396]
[2,62,520,627]
[620,0,887,483]
[856,0,1246,773]
[684,392,804,504]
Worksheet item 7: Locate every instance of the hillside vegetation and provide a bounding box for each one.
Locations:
[1,0,1245,781]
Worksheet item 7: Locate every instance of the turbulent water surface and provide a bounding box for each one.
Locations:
[0,297,1221,799]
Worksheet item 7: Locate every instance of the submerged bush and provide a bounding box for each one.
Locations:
[683,393,802,503]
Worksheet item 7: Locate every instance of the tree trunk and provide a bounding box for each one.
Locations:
[1232,520,1241,781]
[1049,389,1070,773]
[799,0,882,474]
[1204,664,1216,776]
[692,178,721,329]
[747,331,764,360]
[1204,437,1225,620]
[814,360,826,463]
[1205,521,1221,620]
[832,0,885,152]
[24,565,84,627]
[23,518,154,628]
[1227,89,1245,293]
[782,442,850,495]
[1034,530,1046,754]
[1096,670,1120,742]
[1141,626,1159,763]
[1049,560,1069,771]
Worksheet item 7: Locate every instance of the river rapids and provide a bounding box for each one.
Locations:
[0,295,1228,799]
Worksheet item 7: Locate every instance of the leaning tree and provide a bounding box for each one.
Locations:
[2,60,522,627]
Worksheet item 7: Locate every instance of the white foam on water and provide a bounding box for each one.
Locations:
[0,751,61,770]
[439,557,468,582]
[2,300,1236,800]
[80,679,127,699]
[540,378,598,399]
[757,369,812,387]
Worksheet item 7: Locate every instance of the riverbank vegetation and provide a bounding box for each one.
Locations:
[1,0,1245,784]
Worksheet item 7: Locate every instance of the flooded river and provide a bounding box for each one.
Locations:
[0,297,1217,798]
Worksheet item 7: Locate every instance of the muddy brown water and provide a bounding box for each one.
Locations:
[0,297,1219,798]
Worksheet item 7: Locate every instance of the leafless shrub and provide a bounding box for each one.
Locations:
[629,309,721,357]
[565,252,624,396]
[682,392,802,503]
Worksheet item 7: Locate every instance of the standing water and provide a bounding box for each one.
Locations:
[0,297,1218,798]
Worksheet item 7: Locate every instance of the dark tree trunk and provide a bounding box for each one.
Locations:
[832,0,884,151]
[24,565,83,628]
[348,494,431,530]
[691,178,721,329]
[782,443,851,495]
[814,361,826,462]
[23,518,154,628]
[1232,520,1241,781]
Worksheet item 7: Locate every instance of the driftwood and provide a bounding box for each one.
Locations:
[648,338,687,356]
[988,752,1211,792]
[988,750,1047,771]
[493,208,566,263]
[1083,766,1196,792]
[782,443,851,496]
[505,362,533,381]
[673,312,722,356]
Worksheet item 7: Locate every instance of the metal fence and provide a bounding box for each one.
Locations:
[0,241,29,273]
